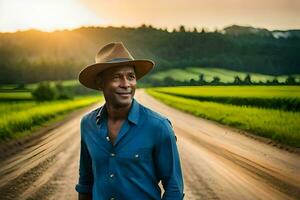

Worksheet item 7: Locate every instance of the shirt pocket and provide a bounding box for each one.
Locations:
[133,148,153,162]
[119,148,153,162]
[117,148,153,178]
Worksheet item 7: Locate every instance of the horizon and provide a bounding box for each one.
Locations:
[0,23,299,34]
[0,0,299,33]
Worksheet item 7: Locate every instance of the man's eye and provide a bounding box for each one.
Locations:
[129,75,136,80]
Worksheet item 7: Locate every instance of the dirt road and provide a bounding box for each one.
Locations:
[0,90,299,200]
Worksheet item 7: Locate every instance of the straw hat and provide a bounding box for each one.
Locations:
[78,42,154,90]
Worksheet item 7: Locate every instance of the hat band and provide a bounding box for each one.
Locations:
[106,57,133,63]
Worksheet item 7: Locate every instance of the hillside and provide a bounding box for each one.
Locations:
[150,67,300,83]
[0,25,299,84]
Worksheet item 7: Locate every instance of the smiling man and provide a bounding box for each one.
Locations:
[76,42,184,200]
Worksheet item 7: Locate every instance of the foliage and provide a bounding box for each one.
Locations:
[0,96,102,140]
[31,82,57,101]
[146,89,300,147]
[286,76,296,85]
[31,81,79,101]
[55,81,73,99]
[0,25,300,84]
[0,92,32,101]
[147,67,300,86]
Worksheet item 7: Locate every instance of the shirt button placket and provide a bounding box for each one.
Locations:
[108,139,116,200]
[109,151,116,180]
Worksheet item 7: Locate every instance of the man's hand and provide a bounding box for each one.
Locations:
[78,193,92,200]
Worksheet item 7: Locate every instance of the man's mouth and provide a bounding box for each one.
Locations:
[116,91,132,97]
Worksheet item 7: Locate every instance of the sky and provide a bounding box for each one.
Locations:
[0,0,299,32]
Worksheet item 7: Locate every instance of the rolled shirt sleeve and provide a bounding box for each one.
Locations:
[75,117,94,194]
[155,119,185,200]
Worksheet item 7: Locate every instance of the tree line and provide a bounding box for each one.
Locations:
[144,74,300,87]
[0,25,299,84]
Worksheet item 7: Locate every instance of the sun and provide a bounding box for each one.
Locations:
[0,0,106,32]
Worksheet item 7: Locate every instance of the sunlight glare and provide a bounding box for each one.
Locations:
[0,0,105,32]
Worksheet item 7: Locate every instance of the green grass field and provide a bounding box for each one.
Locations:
[146,87,300,147]
[152,86,300,99]
[0,92,32,101]
[151,67,300,83]
[27,79,80,90]
[0,95,102,141]
[0,79,81,91]
[152,86,300,111]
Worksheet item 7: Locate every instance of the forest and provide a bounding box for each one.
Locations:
[0,24,299,84]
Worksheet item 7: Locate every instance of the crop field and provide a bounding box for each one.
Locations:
[0,95,102,141]
[0,92,32,101]
[0,80,81,91]
[146,86,300,147]
[151,67,300,83]
[152,86,300,111]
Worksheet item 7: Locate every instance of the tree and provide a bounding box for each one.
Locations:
[179,25,186,33]
[31,82,57,101]
[244,74,252,85]
[198,73,206,85]
[55,81,73,99]
[272,78,279,85]
[139,24,147,29]
[285,76,296,85]
[163,76,176,86]
[189,78,197,86]
[211,76,221,85]
[233,76,243,85]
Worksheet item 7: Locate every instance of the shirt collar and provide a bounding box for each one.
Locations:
[128,99,139,125]
[96,105,107,125]
[96,99,140,125]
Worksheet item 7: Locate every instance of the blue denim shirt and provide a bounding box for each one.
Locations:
[75,99,184,200]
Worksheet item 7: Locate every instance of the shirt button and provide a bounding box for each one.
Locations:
[106,136,110,141]
[111,153,115,157]
[110,198,115,200]
[134,154,139,158]
[110,174,115,178]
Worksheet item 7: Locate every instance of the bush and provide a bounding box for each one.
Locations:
[31,82,57,101]
[55,81,73,100]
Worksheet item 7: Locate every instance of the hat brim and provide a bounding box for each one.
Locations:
[78,59,154,90]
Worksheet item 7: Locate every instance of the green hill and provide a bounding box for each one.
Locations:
[151,67,300,83]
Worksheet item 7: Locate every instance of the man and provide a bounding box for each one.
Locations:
[76,42,184,200]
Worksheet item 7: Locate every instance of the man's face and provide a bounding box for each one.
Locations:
[99,65,136,108]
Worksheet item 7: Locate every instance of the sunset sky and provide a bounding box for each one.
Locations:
[0,0,299,32]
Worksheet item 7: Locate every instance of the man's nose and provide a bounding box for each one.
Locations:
[120,77,130,87]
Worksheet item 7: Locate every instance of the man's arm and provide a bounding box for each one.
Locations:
[76,117,94,199]
[78,193,92,200]
[154,120,184,200]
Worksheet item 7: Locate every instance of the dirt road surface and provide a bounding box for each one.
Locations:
[0,89,299,200]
